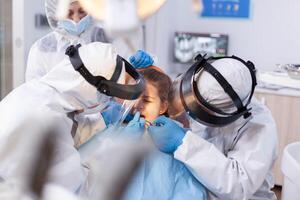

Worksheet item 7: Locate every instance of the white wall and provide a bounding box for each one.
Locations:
[15,0,300,83]
[24,0,50,61]
[12,0,50,88]
[145,0,300,74]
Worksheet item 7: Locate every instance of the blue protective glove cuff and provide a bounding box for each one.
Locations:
[149,116,186,154]
[122,112,146,139]
[124,113,134,123]
[101,111,111,126]
[101,101,122,126]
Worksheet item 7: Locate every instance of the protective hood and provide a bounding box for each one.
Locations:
[45,0,68,31]
[196,58,252,112]
[169,55,256,127]
[40,42,125,111]
[45,0,94,36]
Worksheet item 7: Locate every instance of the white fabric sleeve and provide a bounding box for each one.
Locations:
[46,113,89,193]
[74,113,107,148]
[174,122,277,199]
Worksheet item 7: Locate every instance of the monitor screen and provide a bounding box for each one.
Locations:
[174,32,229,63]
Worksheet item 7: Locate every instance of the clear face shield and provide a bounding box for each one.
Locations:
[106,98,138,127]
[169,70,220,127]
[169,54,257,127]
[65,44,145,127]
[167,73,190,127]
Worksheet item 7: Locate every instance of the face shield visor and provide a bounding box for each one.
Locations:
[169,54,257,127]
[98,97,137,128]
[65,44,145,123]
[168,73,187,123]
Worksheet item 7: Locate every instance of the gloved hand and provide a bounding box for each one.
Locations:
[124,112,134,123]
[129,50,154,68]
[123,112,146,139]
[148,116,186,153]
[101,101,122,126]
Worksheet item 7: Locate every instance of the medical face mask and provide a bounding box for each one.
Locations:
[58,15,92,36]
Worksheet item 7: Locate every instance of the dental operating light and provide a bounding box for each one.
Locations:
[56,0,203,35]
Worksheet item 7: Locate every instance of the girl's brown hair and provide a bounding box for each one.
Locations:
[139,67,172,111]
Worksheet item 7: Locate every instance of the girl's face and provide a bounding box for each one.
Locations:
[68,1,87,22]
[134,82,168,123]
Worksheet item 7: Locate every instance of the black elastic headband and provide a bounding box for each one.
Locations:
[180,54,256,127]
[207,55,257,111]
[65,44,145,100]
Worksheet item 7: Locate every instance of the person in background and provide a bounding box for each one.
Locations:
[26,0,154,82]
[26,0,110,81]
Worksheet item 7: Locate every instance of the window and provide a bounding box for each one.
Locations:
[0,0,13,99]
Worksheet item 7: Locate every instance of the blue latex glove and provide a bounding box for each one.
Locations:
[123,112,146,139]
[148,116,186,154]
[124,113,134,123]
[101,101,122,126]
[129,50,154,69]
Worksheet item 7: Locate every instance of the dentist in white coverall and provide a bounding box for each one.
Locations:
[146,58,278,200]
[0,42,126,193]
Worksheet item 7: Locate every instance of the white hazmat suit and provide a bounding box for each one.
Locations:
[173,59,278,200]
[0,42,125,193]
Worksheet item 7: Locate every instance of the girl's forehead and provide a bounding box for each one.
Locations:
[69,1,82,9]
[144,82,159,97]
[145,82,157,91]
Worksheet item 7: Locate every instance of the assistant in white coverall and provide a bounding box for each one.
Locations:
[0,42,126,193]
[148,58,278,200]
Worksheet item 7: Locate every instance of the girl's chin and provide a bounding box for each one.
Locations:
[140,114,157,127]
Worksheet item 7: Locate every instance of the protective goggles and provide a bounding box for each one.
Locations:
[178,54,257,127]
[65,44,145,100]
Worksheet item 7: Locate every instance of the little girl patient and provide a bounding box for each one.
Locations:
[122,66,207,200]
[133,67,171,126]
